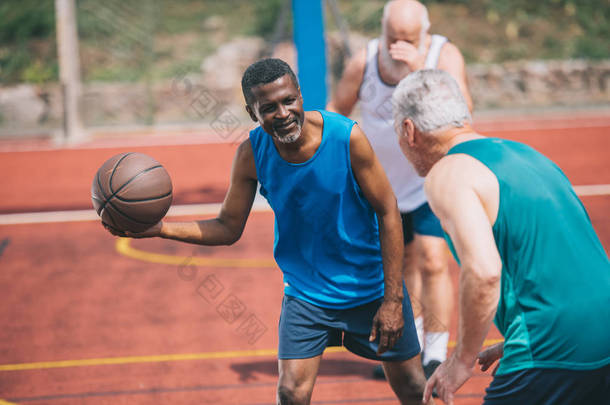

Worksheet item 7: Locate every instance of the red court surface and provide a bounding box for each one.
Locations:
[0,113,609,404]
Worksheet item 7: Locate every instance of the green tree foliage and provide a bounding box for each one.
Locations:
[0,0,55,43]
[0,0,57,83]
[482,0,608,60]
[0,0,607,84]
[249,0,293,40]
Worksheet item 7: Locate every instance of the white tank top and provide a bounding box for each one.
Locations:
[358,35,448,212]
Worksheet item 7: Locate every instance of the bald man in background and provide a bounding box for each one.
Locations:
[327,0,472,381]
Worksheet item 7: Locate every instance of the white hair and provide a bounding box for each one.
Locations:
[419,8,430,53]
[392,69,472,134]
[382,1,430,32]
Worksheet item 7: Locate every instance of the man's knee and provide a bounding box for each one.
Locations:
[417,238,448,277]
[277,383,313,405]
[420,255,447,277]
[397,377,426,402]
[384,358,429,404]
[277,357,319,405]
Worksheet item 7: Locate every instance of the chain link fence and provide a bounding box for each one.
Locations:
[0,0,609,138]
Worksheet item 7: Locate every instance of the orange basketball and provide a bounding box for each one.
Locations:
[91,152,173,232]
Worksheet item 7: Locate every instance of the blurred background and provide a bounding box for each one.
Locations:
[1,0,609,142]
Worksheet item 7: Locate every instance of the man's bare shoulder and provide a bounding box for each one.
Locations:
[348,124,375,166]
[306,110,324,124]
[236,137,253,157]
[425,152,498,204]
[426,155,466,193]
[349,122,368,144]
[234,138,258,180]
[342,48,368,81]
[438,41,466,69]
[426,154,483,194]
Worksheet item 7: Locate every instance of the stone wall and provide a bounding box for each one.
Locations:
[468,60,610,109]
[1,48,609,136]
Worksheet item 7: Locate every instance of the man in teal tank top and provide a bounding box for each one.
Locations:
[392,69,610,405]
[102,59,435,405]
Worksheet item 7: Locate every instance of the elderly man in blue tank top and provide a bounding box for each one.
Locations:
[391,69,610,405]
[103,58,435,405]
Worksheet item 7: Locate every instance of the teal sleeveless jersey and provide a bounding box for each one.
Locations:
[249,110,384,309]
[444,138,610,375]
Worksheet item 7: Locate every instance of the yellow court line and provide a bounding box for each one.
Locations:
[0,340,504,372]
[0,349,278,372]
[115,238,277,268]
[0,400,17,405]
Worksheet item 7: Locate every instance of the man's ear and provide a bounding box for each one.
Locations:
[245,105,258,123]
[402,118,417,147]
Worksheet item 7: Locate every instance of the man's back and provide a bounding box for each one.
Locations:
[445,138,610,375]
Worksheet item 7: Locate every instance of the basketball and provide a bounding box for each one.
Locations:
[91,152,173,233]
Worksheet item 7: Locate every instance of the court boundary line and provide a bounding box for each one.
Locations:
[0,340,504,372]
[115,237,277,268]
[5,384,488,404]
[0,201,272,226]
[1,114,609,153]
[3,379,362,403]
[473,120,610,132]
[1,184,608,226]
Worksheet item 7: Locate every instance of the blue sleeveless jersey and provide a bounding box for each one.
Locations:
[444,138,610,374]
[249,110,384,309]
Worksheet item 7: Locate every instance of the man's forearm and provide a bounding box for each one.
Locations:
[378,210,405,302]
[160,218,240,246]
[326,100,353,117]
[455,265,500,366]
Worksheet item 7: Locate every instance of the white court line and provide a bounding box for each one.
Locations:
[475,121,610,133]
[0,185,608,226]
[2,115,609,153]
[0,133,237,153]
[0,200,272,226]
[572,184,610,196]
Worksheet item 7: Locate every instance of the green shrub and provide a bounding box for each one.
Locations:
[0,0,608,84]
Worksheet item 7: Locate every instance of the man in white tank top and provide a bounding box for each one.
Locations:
[327,0,473,381]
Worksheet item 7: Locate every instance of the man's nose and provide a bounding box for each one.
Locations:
[276,104,290,119]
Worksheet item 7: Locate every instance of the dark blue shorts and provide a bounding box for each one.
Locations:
[278,291,421,361]
[401,202,444,244]
[483,364,610,405]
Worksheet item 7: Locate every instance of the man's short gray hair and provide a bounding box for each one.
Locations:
[392,69,471,134]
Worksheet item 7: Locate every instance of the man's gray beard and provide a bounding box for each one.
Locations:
[379,43,412,84]
[273,122,302,144]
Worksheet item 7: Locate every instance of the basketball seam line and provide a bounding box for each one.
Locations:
[91,193,105,206]
[113,190,172,203]
[106,200,161,225]
[102,205,118,229]
[108,152,134,195]
[95,171,106,215]
[97,165,163,215]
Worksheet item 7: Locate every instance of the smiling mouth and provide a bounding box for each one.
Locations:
[274,119,296,130]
